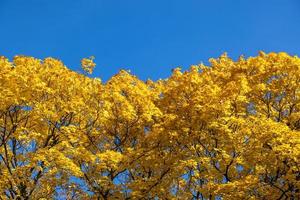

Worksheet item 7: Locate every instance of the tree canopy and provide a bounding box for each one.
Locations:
[0,52,299,199]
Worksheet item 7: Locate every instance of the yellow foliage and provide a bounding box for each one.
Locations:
[0,52,299,199]
[81,56,96,74]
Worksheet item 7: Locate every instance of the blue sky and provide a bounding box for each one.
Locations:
[1,0,300,81]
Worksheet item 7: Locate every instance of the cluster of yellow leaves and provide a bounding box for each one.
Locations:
[0,52,299,199]
[81,56,96,74]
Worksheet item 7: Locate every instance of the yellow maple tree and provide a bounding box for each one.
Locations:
[0,52,299,199]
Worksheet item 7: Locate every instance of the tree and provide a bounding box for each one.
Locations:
[0,52,299,199]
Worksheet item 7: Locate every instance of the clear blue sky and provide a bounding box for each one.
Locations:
[1,0,300,81]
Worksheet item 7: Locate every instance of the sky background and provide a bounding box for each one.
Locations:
[1,0,300,81]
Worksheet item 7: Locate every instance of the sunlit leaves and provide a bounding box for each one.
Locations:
[0,52,299,199]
